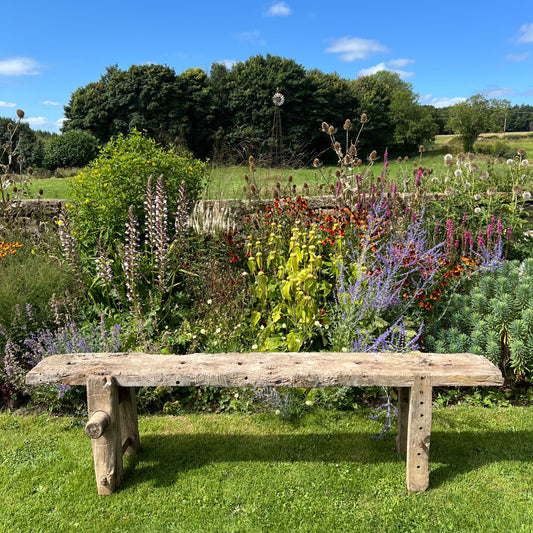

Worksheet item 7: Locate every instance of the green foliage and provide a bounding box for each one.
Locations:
[447,94,510,152]
[42,130,99,170]
[426,259,533,383]
[0,116,41,169]
[66,130,207,252]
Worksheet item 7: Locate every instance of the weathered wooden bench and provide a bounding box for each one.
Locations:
[25,351,503,495]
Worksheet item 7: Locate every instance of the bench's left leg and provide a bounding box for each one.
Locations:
[86,376,123,495]
[406,376,432,492]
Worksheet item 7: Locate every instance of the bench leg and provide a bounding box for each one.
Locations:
[406,376,432,492]
[86,376,123,495]
[119,386,140,456]
[396,387,410,454]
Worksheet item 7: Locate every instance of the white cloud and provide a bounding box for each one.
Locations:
[265,2,291,16]
[358,59,415,79]
[22,116,64,133]
[506,51,531,62]
[325,37,389,62]
[419,95,467,108]
[41,100,60,106]
[484,86,515,98]
[238,30,265,44]
[0,101,16,108]
[217,60,237,69]
[0,56,40,76]
[517,22,533,43]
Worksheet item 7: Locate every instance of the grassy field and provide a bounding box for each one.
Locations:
[17,132,533,201]
[1,407,532,532]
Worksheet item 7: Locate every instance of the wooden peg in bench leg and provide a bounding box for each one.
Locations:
[406,376,432,492]
[396,387,410,454]
[86,376,123,495]
[119,386,140,456]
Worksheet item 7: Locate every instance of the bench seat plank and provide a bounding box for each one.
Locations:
[26,351,504,388]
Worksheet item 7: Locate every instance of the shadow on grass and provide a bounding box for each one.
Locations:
[120,428,533,491]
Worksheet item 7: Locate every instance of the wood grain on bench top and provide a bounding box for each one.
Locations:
[25,352,504,388]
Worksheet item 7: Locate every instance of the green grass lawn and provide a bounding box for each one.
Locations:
[1,407,532,532]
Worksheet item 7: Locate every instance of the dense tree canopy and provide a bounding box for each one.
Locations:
[60,55,508,164]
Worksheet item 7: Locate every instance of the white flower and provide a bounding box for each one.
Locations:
[314,320,321,327]
[200,328,206,335]
[464,182,471,189]
[454,169,463,177]
[215,327,221,334]
[207,298,213,305]
[474,207,482,213]
[444,153,453,162]
[252,344,258,350]
[281,323,287,329]
[507,159,514,166]
[523,191,532,200]
[342,347,348,353]
[474,194,481,201]
[522,159,529,167]
[305,400,314,407]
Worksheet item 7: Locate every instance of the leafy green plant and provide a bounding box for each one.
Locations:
[66,129,207,252]
[42,130,99,170]
[426,259,533,383]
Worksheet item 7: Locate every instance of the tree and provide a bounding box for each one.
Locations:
[42,130,99,170]
[352,71,437,157]
[224,54,315,163]
[0,117,40,170]
[446,94,510,152]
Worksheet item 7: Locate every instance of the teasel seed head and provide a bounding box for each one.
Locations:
[313,158,321,168]
[403,156,409,163]
[328,125,337,135]
[321,121,329,132]
[397,156,403,163]
[349,143,357,156]
[343,119,352,130]
[369,150,377,161]
[335,169,341,178]
[7,123,13,131]
[419,145,424,153]
[16,109,24,119]
[518,148,526,157]
[360,113,368,123]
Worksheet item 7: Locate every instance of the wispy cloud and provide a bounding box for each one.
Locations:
[265,2,291,16]
[506,51,531,62]
[0,101,16,108]
[483,86,515,98]
[238,30,265,45]
[22,116,64,132]
[358,59,415,79]
[516,22,533,43]
[41,100,60,106]
[420,95,467,108]
[325,37,389,62]
[0,56,40,76]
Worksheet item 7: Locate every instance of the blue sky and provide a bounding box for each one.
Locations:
[2,0,533,133]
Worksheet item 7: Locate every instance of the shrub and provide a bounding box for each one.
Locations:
[42,130,99,170]
[425,259,533,384]
[66,130,208,252]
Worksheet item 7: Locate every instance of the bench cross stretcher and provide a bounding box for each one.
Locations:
[25,351,504,495]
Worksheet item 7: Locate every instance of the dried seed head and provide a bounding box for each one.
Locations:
[244,174,249,182]
[343,154,351,166]
[518,148,527,157]
[419,145,424,153]
[479,171,489,180]
[28,167,33,175]
[349,143,357,156]
[456,153,465,163]
[360,113,368,123]
[397,156,403,163]
[249,155,254,163]
[7,123,13,131]
[313,158,321,168]
[38,188,43,196]
[16,109,24,119]
[288,175,293,183]
[303,182,309,189]
[275,181,281,190]
[486,187,497,197]
[512,185,523,196]
[470,162,479,172]
[403,156,409,163]
[328,125,336,135]
[334,141,342,154]
[335,169,341,178]
[356,159,362,167]
[369,150,377,161]
[321,121,329,132]
[249,163,255,173]
[444,187,454,196]
[343,119,352,131]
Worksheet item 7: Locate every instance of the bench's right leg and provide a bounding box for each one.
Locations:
[87,376,123,495]
[119,386,140,456]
